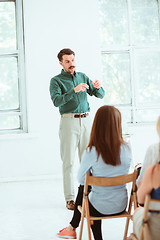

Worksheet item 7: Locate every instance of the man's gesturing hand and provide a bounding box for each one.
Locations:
[74,83,89,93]
[92,80,101,89]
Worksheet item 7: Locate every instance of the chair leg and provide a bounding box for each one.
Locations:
[85,200,92,240]
[87,220,92,240]
[78,200,85,240]
[123,217,130,240]
[78,215,84,240]
[144,225,149,240]
[139,227,144,240]
[130,233,139,240]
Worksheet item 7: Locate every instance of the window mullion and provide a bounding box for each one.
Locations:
[16,0,28,132]
[157,0,160,39]
[127,0,136,124]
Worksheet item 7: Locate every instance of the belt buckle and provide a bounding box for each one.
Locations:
[82,113,87,118]
[74,113,87,118]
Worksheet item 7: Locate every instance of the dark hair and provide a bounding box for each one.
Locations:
[88,105,126,166]
[57,48,75,61]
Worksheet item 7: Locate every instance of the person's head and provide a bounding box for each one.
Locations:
[57,48,75,75]
[88,105,125,166]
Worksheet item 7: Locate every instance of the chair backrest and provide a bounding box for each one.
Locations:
[148,195,160,211]
[139,194,160,240]
[84,169,138,196]
[79,169,138,240]
[143,194,160,221]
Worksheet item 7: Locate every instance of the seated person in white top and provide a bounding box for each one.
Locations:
[128,161,160,240]
[137,116,160,185]
[56,105,132,240]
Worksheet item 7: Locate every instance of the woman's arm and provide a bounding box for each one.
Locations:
[137,145,153,186]
[77,148,96,185]
[137,165,154,204]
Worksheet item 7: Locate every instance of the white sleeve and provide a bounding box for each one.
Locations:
[137,145,154,184]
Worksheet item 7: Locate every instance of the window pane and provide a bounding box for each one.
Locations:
[118,108,132,134]
[0,57,19,110]
[99,0,128,47]
[0,115,20,130]
[135,109,160,123]
[131,0,160,45]
[102,53,131,105]
[0,2,16,51]
[134,51,160,106]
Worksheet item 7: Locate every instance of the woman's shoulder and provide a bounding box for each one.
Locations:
[144,143,160,163]
[83,146,97,161]
[120,142,132,154]
[85,146,96,153]
[146,143,159,154]
[144,163,160,178]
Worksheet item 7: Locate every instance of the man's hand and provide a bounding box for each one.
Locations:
[92,80,101,89]
[74,83,89,93]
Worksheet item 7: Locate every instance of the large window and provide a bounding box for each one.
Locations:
[99,0,160,125]
[0,0,27,133]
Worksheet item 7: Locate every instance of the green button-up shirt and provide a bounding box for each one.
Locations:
[49,70,105,115]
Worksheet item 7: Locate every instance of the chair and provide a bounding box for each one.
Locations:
[130,194,160,240]
[78,169,138,240]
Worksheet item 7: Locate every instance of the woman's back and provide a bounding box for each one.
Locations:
[78,144,131,215]
[137,143,160,184]
[151,187,160,200]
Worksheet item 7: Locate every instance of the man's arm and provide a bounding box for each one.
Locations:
[49,78,75,107]
[85,75,105,98]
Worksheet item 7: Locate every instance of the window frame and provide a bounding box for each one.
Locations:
[99,0,160,125]
[0,0,27,134]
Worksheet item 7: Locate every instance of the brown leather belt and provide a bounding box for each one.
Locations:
[74,113,89,118]
[61,113,89,118]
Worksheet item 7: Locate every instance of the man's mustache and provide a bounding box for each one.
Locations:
[69,66,75,69]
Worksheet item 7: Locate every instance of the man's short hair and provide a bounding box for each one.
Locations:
[57,48,75,61]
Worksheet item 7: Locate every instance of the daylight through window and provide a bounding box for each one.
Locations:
[99,0,160,125]
[0,0,27,133]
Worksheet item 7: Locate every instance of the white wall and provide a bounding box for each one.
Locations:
[0,0,159,182]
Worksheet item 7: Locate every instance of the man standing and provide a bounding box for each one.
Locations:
[49,48,105,210]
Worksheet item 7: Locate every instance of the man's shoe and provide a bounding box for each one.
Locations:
[66,200,75,210]
[56,227,77,239]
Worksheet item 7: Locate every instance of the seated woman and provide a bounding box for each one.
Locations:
[56,105,132,240]
[137,116,160,185]
[131,160,160,240]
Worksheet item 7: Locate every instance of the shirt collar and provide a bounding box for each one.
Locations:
[61,69,76,77]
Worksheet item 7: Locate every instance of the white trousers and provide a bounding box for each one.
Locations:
[59,114,91,201]
[134,207,160,240]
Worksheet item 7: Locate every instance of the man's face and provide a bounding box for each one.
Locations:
[60,54,76,75]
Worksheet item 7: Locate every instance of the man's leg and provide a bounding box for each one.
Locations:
[78,116,92,161]
[59,116,80,204]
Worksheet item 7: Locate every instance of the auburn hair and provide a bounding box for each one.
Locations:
[88,105,126,166]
